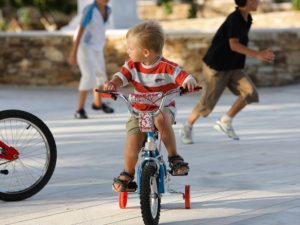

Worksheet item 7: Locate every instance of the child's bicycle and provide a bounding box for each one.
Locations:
[97,87,200,225]
[0,109,57,201]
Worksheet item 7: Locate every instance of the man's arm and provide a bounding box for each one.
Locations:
[229,38,275,62]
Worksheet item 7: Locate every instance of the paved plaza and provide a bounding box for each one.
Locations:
[0,84,300,225]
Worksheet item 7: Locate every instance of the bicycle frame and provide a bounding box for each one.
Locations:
[97,87,200,218]
[0,140,19,161]
[97,87,199,194]
[136,131,167,194]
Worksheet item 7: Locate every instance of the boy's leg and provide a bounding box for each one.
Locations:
[77,90,88,111]
[112,116,144,192]
[181,63,228,144]
[155,109,177,156]
[213,96,246,140]
[124,133,144,175]
[155,109,189,175]
[112,133,144,192]
[92,86,114,113]
[214,71,259,140]
[93,51,105,108]
[74,90,88,119]
[75,46,94,118]
[92,50,114,113]
[226,96,247,118]
[92,86,102,108]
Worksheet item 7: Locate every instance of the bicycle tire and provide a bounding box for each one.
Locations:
[140,164,160,225]
[0,109,57,201]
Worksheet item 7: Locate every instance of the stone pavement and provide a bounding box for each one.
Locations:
[0,84,299,225]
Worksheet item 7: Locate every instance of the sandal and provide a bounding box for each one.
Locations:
[112,171,137,192]
[168,155,189,176]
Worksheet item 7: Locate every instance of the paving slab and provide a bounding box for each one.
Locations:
[0,84,299,225]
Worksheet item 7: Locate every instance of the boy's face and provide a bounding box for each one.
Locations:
[246,0,260,11]
[126,37,146,63]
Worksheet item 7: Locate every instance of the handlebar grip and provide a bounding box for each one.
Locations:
[180,86,202,95]
[95,89,118,100]
[100,93,115,99]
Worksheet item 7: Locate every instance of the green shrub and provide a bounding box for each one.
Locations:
[157,0,173,14]
[0,19,7,31]
[2,0,76,14]
[188,2,197,18]
[293,0,300,10]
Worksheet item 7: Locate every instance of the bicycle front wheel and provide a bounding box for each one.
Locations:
[0,110,57,201]
[140,164,160,225]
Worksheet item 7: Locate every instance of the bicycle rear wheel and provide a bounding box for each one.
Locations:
[140,164,160,225]
[0,110,57,201]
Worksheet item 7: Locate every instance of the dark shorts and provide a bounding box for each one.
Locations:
[193,62,259,117]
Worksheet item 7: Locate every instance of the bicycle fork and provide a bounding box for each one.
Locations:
[137,132,167,194]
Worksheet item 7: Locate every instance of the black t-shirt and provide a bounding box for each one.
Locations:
[203,8,252,71]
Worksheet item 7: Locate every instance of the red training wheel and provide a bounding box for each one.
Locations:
[184,185,191,209]
[119,192,128,209]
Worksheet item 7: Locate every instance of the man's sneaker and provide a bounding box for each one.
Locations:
[213,119,239,140]
[180,124,193,144]
[92,103,114,114]
[75,109,88,119]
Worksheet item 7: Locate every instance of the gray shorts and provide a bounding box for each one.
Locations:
[193,62,259,117]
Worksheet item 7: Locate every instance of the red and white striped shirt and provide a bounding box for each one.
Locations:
[113,57,195,113]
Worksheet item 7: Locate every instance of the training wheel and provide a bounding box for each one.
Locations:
[183,185,190,209]
[119,192,128,209]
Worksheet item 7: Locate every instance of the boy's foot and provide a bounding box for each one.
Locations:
[213,119,239,140]
[168,155,189,176]
[74,109,88,119]
[180,124,193,144]
[112,171,137,192]
[92,103,114,113]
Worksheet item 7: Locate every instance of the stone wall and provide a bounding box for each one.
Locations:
[0,28,300,87]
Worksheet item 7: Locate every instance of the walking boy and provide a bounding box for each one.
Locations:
[104,21,197,192]
[69,0,114,119]
[181,0,275,143]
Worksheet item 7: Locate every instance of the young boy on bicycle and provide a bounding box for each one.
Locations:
[104,20,197,192]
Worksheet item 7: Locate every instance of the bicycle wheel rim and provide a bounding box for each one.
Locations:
[0,116,52,195]
[150,176,159,218]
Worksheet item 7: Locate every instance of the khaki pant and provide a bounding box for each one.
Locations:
[126,108,175,135]
[193,62,259,117]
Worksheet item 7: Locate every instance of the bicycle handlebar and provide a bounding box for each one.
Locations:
[96,87,201,118]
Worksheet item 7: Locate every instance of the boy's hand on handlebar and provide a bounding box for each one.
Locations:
[182,80,196,92]
[104,81,117,91]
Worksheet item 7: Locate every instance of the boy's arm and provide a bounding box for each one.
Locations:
[69,25,85,65]
[104,76,123,90]
[229,38,275,62]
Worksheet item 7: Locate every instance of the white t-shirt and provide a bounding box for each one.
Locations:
[79,3,111,50]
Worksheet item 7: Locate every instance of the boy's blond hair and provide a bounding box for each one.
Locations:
[126,20,164,54]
